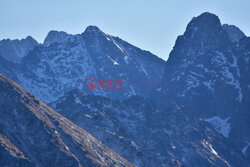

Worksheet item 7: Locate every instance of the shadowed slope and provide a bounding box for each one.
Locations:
[0,73,135,167]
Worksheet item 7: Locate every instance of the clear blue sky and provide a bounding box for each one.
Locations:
[0,0,249,60]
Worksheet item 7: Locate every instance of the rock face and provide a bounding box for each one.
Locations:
[153,12,250,161]
[51,89,249,167]
[0,26,165,103]
[0,74,135,167]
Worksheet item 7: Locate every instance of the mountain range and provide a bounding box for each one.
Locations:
[0,26,165,103]
[0,12,249,167]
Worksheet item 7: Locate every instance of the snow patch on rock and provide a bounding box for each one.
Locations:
[205,116,231,138]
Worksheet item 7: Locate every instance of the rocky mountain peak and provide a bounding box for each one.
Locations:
[43,30,73,47]
[0,36,38,63]
[184,12,221,39]
[24,35,38,43]
[84,25,102,33]
[222,24,246,43]
[82,25,108,40]
[168,12,231,63]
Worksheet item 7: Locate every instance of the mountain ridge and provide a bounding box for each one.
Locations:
[0,73,135,167]
[0,25,166,103]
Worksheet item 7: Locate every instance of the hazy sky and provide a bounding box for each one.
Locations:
[0,0,249,60]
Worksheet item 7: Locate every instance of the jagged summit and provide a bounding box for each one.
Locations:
[82,25,106,38]
[0,35,38,43]
[42,26,105,47]
[84,25,102,32]
[184,12,222,39]
[43,30,73,47]
[194,12,220,22]
[169,12,232,56]
[24,35,37,42]
[222,24,246,43]
[191,12,220,26]
[0,36,38,63]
